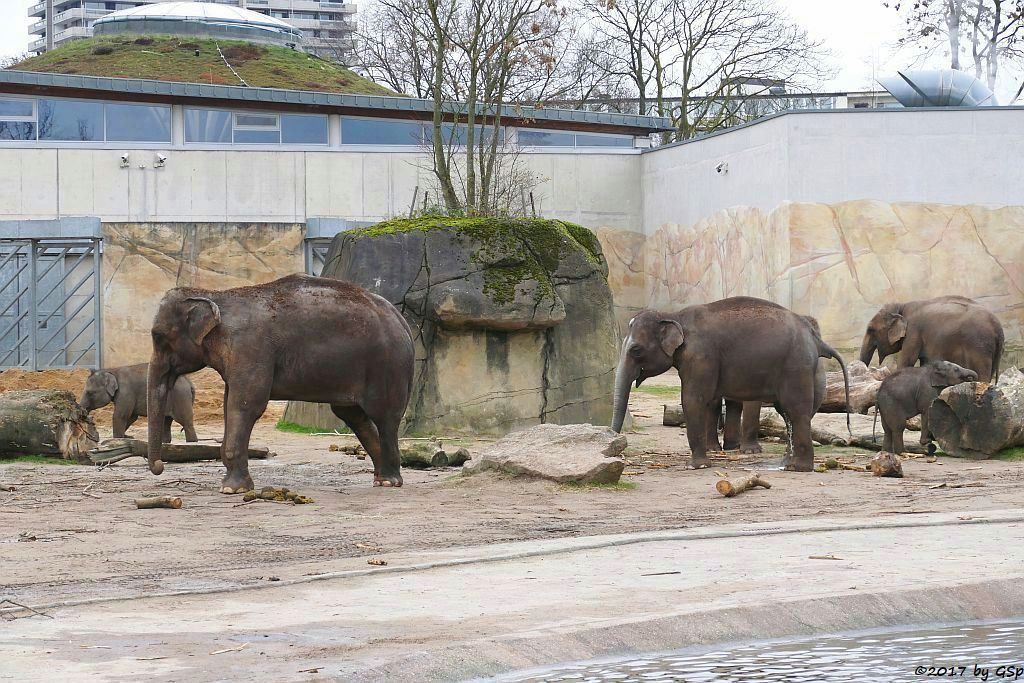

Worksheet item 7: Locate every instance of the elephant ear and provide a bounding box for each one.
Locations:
[102,372,118,399]
[185,297,222,346]
[658,319,685,358]
[886,314,908,346]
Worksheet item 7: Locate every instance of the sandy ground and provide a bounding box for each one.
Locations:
[1,373,1021,613]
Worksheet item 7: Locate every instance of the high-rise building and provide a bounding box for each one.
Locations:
[28,1,356,63]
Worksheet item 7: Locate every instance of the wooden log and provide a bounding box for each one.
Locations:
[663,404,685,426]
[135,495,182,509]
[929,366,1024,460]
[716,474,771,497]
[447,447,471,467]
[88,439,271,465]
[870,452,904,478]
[819,361,891,414]
[0,390,99,462]
[758,409,928,454]
[400,443,449,469]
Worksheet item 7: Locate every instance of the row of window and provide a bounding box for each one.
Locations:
[0,96,636,148]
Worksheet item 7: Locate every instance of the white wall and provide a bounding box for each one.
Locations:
[0,147,644,231]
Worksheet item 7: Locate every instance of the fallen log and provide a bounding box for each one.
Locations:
[400,442,448,469]
[870,452,904,478]
[716,474,771,497]
[0,390,99,462]
[663,404,685,427]
[758,409,927,453]
[819,361,891,414]
[929,367,1024,460]
[135,495,182,509]
[88,439,271,465]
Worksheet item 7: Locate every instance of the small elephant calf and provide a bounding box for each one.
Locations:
[874,360,977,453]
[80,364,198,442]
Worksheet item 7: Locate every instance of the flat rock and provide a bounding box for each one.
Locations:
[463,423,627,484]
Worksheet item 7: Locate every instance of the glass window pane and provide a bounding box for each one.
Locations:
[235,113,278,128]
[437,123,502,146]
[185,108,231,143]
[574,133,634,148]
[0,98,33,118]
[37,99,103,141]
[105,103,171,142]
[281,114,328,144]
[234,128,281,144]
[0,122,36,141]
[517,129,574,147]
[341,118,424,145]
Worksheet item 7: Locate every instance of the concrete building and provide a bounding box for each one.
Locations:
[28,0,356,62]
[0,69,1020,372]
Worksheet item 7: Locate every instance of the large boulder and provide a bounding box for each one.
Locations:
[463,423,627,484]
[284,217,619,435]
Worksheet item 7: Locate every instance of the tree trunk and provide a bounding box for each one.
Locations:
[758,408,928,453]
[929,367,1024,459]
[818,361,890,414]
[135,496,182,510]
[0,390,99,462]
[88,439,271,465]
[716,474,771,497]
[400,443,449,468]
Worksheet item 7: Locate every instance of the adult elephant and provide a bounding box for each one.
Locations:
[612,298,849,471]
[147,274,415,493]
[859,296,1004,382]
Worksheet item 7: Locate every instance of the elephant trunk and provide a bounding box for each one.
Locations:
[611,341,638,433]
[146,358,171,476]
[858,334,876,366]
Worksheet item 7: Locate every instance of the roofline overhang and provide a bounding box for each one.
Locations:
[0,70,675,135]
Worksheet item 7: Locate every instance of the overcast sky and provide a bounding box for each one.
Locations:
[0,0,1007,97]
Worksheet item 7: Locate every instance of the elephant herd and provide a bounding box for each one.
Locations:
[77,271,1005,494]
[611,294,1004,471]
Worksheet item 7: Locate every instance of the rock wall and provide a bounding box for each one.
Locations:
[102,222,304,366]
[634,200,1024,352]
[287,218,619,436]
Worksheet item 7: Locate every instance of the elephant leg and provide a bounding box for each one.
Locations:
[881,420,893,453]
[890,421,906,455]
[219,382,266,494]
[684,398,711,469]
[919,408,932,446]
[706,401,723,452]
[162,416,173,444]
[178,401,199,442]
[740,401,762,454]
[371,414,404,488]
[779,409,794,464]
[330,405,387,484]
[784,415,815,472]
[722,399,741,450]
[112,408,132,439]
[778,382,815,471]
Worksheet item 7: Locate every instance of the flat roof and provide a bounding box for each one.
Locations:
[0,70,674,135]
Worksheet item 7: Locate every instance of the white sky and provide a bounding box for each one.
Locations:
[0,0,1011,97]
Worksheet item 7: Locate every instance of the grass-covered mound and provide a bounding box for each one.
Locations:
[8,36,396,95]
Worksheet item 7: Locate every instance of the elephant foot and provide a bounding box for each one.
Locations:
[927,442,937,455]
[373,474,403,488]
[740,443,763,455]
[722,439,740,451]
[220,471,254,495]
[783,460,814,472]
[689,458,709,470]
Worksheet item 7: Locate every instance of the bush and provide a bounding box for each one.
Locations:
[91,45,115,56]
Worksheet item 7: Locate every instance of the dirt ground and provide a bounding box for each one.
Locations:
[1,373,1022,611]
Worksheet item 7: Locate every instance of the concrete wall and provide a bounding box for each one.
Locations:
[639,108,1024,351]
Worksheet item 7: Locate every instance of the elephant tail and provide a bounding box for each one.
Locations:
[819,340,852,438]
[993,330,1004,385]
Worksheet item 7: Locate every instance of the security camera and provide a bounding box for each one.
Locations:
[715,162,729,175]
[155,153,167,168]
[120,154,130,168]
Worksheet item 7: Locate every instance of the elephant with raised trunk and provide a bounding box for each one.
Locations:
[147,274,415,493]
[612,297,850,471]
[860,296,1004,382]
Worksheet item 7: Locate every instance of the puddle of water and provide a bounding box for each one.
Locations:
[493,618,1024,682]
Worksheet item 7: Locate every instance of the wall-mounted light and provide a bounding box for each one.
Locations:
[155,153,167,168]
[715,162,729,175]
[120,153,130,168]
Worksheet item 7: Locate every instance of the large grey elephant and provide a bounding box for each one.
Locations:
[612,297,849,471]
[147,274,415,493]
[860,296,1004,382]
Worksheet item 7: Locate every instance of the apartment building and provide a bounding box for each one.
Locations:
[28,0,356,62]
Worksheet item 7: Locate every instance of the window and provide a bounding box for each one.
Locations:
[105,103,171,142]
[37,99,103,141]
[281,114,328,144]
[233,111,280,144]
[438,123,503,146]
[185,108,328,145]
[341,117,425,145]
[517,129,575,147]
[185,108,231,143]
[574,133,633,148]
[0,97,36,141]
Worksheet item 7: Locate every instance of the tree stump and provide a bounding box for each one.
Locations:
[819,361,890,414]
[869,452,904,477]
[929,367,1024,460]
[0,390,99,462]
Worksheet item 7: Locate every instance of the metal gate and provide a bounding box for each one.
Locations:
[304,239,333,276]
[0,238,102,370]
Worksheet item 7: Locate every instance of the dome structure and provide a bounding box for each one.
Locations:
[93,2,303,48]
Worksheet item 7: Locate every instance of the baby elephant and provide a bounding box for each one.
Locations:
[875,360,977,453]
[80,364,198,442]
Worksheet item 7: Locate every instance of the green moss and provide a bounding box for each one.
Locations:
[346,217,603,305]
[992,447,1024,462]
[559,480,637,491]
[275,420,351,434]
[0,454,77,465]
[635,385,680,398]
[7,36,396,95]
